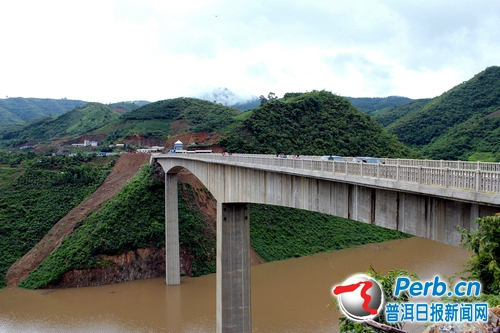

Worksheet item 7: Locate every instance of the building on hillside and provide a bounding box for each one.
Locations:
[174,140,183,150]
[84,140,98,147]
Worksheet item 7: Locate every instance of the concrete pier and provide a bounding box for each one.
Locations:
[217,203,251,333]
[165,172,180,285]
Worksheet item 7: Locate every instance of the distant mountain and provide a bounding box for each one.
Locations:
[0,98,87,125]
[347,96,413,114]
[384,66,500,161]
[195,87,260,111]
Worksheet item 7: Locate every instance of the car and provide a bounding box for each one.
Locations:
[353,156,385,164]
[320,155,346,162]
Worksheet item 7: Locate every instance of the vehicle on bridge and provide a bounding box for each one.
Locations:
[320,155,346,162]
[353,156,385,164]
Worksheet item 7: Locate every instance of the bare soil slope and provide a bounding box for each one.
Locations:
[5,153,151,287]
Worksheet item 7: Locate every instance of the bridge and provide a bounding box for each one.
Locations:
[152,153,500,333]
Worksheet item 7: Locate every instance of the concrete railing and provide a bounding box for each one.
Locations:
[205,154,500,171]
[157,154,500,194]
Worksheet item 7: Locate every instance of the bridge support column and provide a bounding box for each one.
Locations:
[217,203,251,333]
[165,173,180,285]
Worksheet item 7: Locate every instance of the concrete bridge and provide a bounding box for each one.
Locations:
[153,153,500,333]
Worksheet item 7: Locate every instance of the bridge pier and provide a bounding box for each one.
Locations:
[217,202,252,333]
[165,173,180,285]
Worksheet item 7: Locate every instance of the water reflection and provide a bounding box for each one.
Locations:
[0,237,469,333]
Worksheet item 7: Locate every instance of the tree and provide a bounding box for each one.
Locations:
[259,95,268,105]
[457,213,500,294]
[268,92,278,100]
[259,92,278,105]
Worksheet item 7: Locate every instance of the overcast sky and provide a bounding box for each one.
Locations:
[0,0,499,104]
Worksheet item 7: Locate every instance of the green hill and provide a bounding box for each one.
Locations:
[0,103,121,147]
[385,66,500,160]
[0,98,87,125]
[88,97,243,143]
[220,90,421,158]
[372,98,432,127]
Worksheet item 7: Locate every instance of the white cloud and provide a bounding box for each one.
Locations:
[0,0,498,103]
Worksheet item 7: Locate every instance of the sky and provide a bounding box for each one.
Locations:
[0,0,499,104]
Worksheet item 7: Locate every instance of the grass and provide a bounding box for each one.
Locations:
[468,152,499,162]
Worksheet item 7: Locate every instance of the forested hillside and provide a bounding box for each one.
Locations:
[347,96,413,113]
[120,97,241,133]
[220,90,421,158]
[372,99,431,127]
[0,98,86,125]
[0,153,117,288]
[386,66,500,160]
[0,103,121,147]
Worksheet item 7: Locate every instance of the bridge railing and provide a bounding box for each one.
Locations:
[224,154,500,171]
[167,154,500,193]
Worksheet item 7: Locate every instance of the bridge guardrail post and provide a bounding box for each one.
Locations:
[476,169,480,191]
[418,166,422,184]
[396,164,399,181]
[445,168,449,188]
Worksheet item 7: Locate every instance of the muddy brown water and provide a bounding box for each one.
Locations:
[0,237,469,333]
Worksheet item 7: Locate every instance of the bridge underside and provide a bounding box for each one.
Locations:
[157,158,500,333]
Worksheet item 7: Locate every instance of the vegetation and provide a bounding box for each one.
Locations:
[178,183,216,276]
[220,90,421,158]
[371,99,431,127]
[0,97,245,149]
[385,66,500,160]
[250,204,412,261]
[457,214,500,296]
[347,96,413,113]
[18,165,216,289]
[0,153,117,288]
[438,214,500,308]
[0,97,86,125]
[122,97,241,133]
[0,103,121,147]
[108,101,147,114]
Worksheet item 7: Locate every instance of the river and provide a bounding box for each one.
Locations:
[0,237,469,333]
